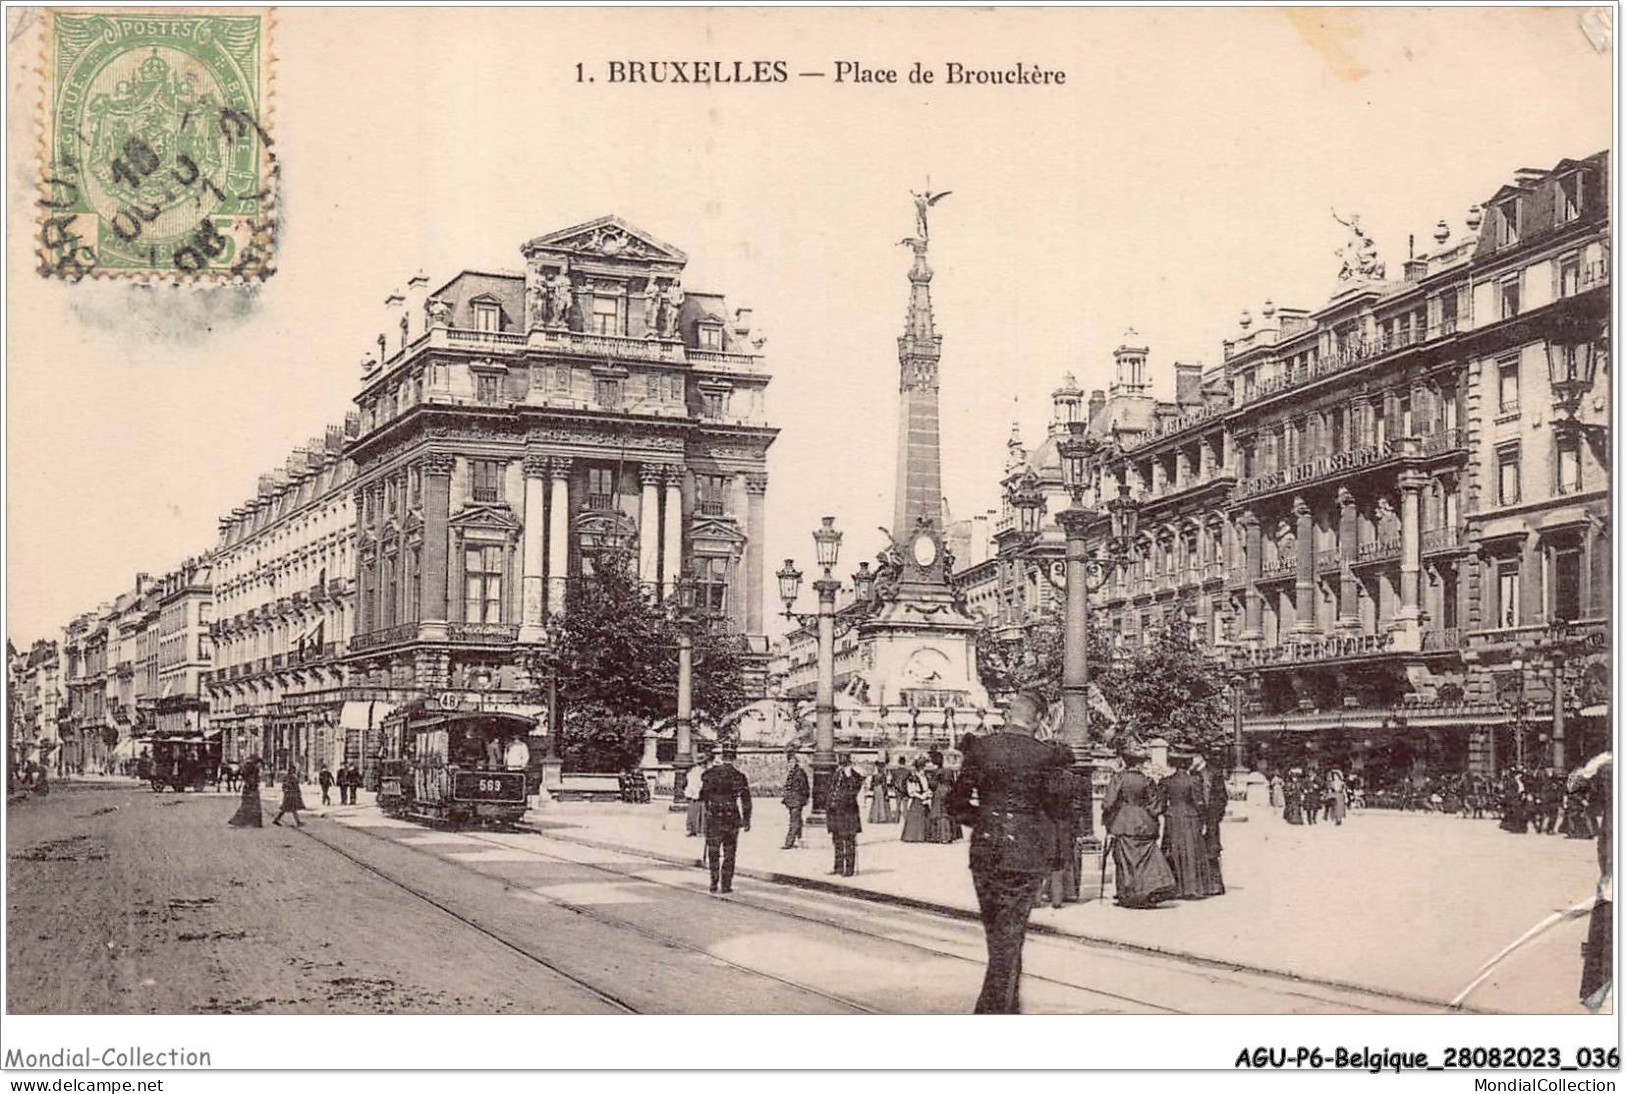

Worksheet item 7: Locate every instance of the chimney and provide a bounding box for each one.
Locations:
[326,423,345,452]
[1513,167,1546,187]
[134,572,150,593]
[257,473,277,497]
[405,271,430,343]
[1087,389,1106,423]
[344,411,362,437]
[1175,362,1203,407]
[285,448,308,478]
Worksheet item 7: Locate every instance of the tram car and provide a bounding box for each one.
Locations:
[145,734,221,792]
[375,703,535,828]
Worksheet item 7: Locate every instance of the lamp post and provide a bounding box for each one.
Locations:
[1508,656,1527,769]
[777,517,877,819]
[1226,645,1250,774]
[1540,616,1574,772]
[1009,424,1138,844]
[668,568,701,809]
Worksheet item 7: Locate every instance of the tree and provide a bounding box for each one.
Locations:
[1098,625,1233,756]
[976,614,1232,755]
[529,557,749,770]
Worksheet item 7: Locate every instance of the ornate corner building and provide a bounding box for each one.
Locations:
[975,152,1610,780]
[341,217,777,702]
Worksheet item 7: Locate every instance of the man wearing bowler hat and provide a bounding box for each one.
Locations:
[781,749,811,849]
[946,689,1069,1013]
[699,745,752,893]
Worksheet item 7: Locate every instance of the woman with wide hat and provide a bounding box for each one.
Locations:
[1102,740,1176,908]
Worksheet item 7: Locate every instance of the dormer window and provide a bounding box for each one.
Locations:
[473,300,500,332]
[697,320,723,350]
[1499,198,1520,246]
[1559,172,1583,223]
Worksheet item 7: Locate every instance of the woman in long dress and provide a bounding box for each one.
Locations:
[899,757,931,843]
[925,758,961,844]
[867,752,892,825]
[1269,772,1285,809]
[272,763,306,827]
[1283,769,1306,825]
[1103,749,1176,908]
[1161,758,1217,899]
[227,756,264,828]
[1325,769,1348,825]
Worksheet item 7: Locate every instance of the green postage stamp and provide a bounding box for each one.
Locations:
[39,9,276,280]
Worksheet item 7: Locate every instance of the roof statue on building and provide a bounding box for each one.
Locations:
[1332,209,1386,281]
[910,184,953,242]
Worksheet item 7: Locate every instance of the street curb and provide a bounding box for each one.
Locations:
[535,823,1485,1014]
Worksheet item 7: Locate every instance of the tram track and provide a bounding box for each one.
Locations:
[474,826,1191,1015]
[482,825,1433,1015]
[294,823,641,1014]
[297,822,878,1014]
[487,829,1456,1014]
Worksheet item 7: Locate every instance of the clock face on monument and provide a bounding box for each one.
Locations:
[911,533,938,570]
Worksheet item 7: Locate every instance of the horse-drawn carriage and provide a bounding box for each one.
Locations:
[375,703,536,828]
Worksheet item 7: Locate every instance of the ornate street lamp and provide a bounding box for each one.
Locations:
[668,568,701,809]
[1226,643,1251,774]
[1545,325,1608,459]
[779,518,878,818]
[1539,617,1576,772]
[1007,422,1137,845]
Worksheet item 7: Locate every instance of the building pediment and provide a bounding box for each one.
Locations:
[689,516,745,546]
[449,504,522,532]
[521,216,688,265]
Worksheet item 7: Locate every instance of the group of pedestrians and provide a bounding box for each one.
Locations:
[1103,746,1229,908]
[1498,766,1598,837]
[1270,768,1351,826]
[226,757,361,829]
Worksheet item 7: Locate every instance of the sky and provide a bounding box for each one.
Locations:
[5,7,1612,646]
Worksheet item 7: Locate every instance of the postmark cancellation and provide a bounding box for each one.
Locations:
[37,9,276,281]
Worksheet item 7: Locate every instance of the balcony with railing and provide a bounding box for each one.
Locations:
[1203,560,1226,582]
[1421,525,1466,555]
[1315,549,1343,573]
[696,499,728,518]
[1242,629,1395,667]
[585,492,618,512]
[1418,427,1464,457]
[447,622,519,644]
[349,622,420,653]
[1354,536,1402,565]
[1420,627,1468,652]
[1236,437,1401,501]
[1260,556,1297,580]
[1239,322,1460,408]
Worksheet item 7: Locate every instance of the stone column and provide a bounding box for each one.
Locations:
[1336,487,1360,631]
[638,465,662,590]
[1292,496,1318,634]
[546,457,572,618]
[519,455,549,643]
[744,472,766,638]
[1241,511,1263,639]
[420,454,453,641]
[661,467,684,598]
[1397,470,1426,630]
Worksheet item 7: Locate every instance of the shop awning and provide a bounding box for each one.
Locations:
[339,700,397,731]
[1580,703,1609,718]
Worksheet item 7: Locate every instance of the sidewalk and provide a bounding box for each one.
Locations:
[521,797,1602,1014]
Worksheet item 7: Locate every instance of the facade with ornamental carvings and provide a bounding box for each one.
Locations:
[206,424,357,773]
[966,152,1610,782]
[342,217,775,734]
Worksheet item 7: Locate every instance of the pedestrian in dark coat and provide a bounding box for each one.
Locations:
[1194,754,1228,895]
[318,765,334,806]
[827,754,865,876]
[781,750,811,849]
[1045,746,1082,908]
[1162,759,1217,899]
[945,691,1069,1014]
[1103,747,1177,909]
[272,763,306,827]
[698,747,752,893]
[228,756,264,828]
